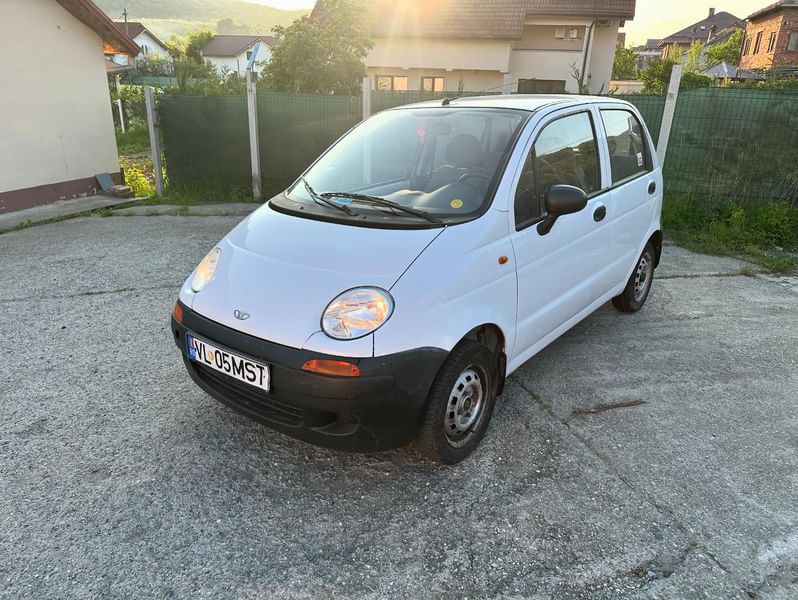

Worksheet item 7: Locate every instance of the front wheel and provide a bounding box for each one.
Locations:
[612,242,655,313]
[415,340,497,464]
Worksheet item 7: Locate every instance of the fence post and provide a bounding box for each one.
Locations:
[144,86,164,196]
[246,71,262,201]
[502,73,513,95]
[115,74,126,134]
[656,64,682,166]
[362,76,371,121]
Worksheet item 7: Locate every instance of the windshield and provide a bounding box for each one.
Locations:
[275,107,529,227]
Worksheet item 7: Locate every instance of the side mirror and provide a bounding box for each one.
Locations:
[537,185,588,236]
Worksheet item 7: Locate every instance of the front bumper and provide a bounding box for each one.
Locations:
[171,302,447,452]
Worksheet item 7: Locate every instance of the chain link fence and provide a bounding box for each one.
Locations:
[156,87,798,206]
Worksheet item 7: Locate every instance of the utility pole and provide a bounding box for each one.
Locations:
[121,8,129,36]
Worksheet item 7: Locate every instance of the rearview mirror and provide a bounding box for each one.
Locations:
[537,185,588,235]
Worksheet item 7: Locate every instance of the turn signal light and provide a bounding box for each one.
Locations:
[302,359,361,377]
[173,302,183,323]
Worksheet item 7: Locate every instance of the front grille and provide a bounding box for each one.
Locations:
[194,363,304,428]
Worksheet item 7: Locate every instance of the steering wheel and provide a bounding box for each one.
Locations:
[458,172,493,185]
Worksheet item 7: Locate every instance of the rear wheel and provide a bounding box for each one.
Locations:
[612,242,655,313]
[415,340,497,464]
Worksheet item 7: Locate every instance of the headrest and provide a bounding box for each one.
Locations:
[445,134,483,168]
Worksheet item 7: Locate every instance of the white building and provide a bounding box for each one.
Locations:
[0,0,139,213]
[312,0,637,95]
[202,35,275,77]
[110,21,170,66]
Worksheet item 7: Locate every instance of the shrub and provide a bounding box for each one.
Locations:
[663,198,798,272]
[121,158,155,197]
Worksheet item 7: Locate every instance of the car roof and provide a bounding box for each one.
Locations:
[392,94,631,113]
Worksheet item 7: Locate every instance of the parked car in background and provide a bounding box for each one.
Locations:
[171,95,663,464]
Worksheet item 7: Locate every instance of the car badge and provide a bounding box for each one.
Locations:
[234,309,250,321]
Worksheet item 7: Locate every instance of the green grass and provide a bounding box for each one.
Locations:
[140,181,256,206]
[663,197,798,273]
[116,126,151,156]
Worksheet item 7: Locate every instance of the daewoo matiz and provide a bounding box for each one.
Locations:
[171,95,663,464]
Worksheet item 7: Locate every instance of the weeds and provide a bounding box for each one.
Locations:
[115,125,150,155]
[120,157,156,198]
[663,198,798,273]
[141,181,255,206]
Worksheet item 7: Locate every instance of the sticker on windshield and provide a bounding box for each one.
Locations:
[450,199,464,209]
[637,152,644,167]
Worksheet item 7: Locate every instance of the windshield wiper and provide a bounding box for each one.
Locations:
[300,178,356,216]
[319,191,443,224]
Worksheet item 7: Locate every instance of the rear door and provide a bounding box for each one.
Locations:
[598,106,662,285]
[509,106,613,365]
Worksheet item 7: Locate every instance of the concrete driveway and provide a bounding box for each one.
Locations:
[1,215,796,599]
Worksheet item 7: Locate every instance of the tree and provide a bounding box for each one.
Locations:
[685,40,704,72]
[665,43,683,63]
[166,29,213,63]
[217,18,252,35]
[134,54,171,76]
[705,29,745,66]
[612,46,639,80]
[641,58,711,93]
[261,0,373,95]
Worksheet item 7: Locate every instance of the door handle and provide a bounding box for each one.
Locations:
[593,205,606,222]
[648,181,657,195]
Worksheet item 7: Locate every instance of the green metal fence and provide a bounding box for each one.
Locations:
[257,92,362,197]
[660,87,798,204]
[157,87,798,205]
[159,94,250,187]
[619,94,667,146]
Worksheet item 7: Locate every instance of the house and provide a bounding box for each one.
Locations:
[202,35,275,77]
[739,1,798,71]
[0,0,139,213]
[110,21,170,66]
[312,0,637,95]
[634,38,662,71]
[659,8,745,58]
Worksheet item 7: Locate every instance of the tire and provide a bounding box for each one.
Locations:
[612,242,655,313]
[415,340,498,464]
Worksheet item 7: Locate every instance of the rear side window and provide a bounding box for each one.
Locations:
[600,110,651,184]
[514,111,600,229]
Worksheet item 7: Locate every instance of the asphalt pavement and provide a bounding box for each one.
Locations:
[1,214,796,599]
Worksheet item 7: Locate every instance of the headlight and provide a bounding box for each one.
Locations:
[322,287,394,340]
[190,247,221,293]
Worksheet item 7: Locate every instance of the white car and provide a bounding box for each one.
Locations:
[171,95,663,464]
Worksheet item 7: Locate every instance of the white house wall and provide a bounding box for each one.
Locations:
[587,20,621,94]
[509,49,583,93]
[367,38,512,72]
[206,45,272,77]
[134,31,168,59]
[365,21,619,95]
[0,0,120,196]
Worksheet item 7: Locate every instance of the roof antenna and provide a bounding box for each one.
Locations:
[442,97,458,106]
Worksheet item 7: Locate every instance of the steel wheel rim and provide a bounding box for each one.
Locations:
[444,365,488,448]
[633,252,653,302]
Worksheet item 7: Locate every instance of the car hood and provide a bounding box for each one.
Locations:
[190,205,443,350]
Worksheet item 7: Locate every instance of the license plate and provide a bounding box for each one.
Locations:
[186,333,270,392]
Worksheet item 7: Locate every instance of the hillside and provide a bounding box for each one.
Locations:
[95,0,309,37]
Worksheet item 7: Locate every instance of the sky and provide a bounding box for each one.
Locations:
[245,0,765,46]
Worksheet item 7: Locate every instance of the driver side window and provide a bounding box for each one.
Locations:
[514,111,600,230]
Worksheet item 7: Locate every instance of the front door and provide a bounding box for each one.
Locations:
[509,108,613,365]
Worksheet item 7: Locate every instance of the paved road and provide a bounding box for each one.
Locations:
[1,215,796,599]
